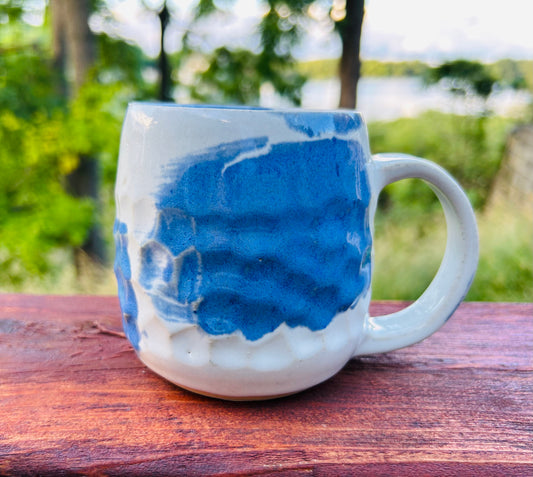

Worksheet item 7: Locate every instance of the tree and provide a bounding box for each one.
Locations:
[157,2,172,101]
[179,0,315,106]
[424,60,500,209]
[425,59,497,114]
[0,0,137,286]
[175,0,366,108]
[336,0,365,108]
[50,0,106,269]
[49,0,67,98]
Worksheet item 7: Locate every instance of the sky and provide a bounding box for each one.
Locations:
[93,0,533,63]
[360,0,533,62]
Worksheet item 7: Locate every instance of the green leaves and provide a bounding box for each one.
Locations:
[425,59,497,99]
[0,48,65,117]
[0,108,94,280]
[0,47,125,283]
[369,111,514,210]
[185,0,313,106]
[190,47,263,105]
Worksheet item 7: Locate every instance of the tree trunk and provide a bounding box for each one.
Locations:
[338,0,365,109]
[61,0,96,94]
[65,155,105,269]
[158,3,172,101]
[49,0,68,98]
[50,0,105,268]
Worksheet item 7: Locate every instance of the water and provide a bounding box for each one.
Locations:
[261,77,532,121]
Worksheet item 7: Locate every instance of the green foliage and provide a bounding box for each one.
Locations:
[0,0,321,285]
[369,112,532,303]
[0,0,530,302]
[372,207,533,302]
[0,2,131,284]
[0,94,126,284]
[488,59,533,91]
[0,47,65,116]
[297,58,431,80]
[183,0,313,105]
[371,211,445,301]
[0,0,24,22]
[362,59,429,78]
[0,109,93,282]
[297,58,337,79]
[0,75,126,283]
[193,0,218,18]
[298,58,533,94]
[467,208,533,301]
[189,47,264,105]
[95,33,150,92]
[425,59,497,99]
[368,111,515,210]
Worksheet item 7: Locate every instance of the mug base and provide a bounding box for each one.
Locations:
[173,382,300,401]
[133,294,370,401]
[137,342,351,401]
[138,350,323,401]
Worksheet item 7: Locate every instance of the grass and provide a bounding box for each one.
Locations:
[372,201,533,302]
[467,205,533,301]
[0,251,117,296]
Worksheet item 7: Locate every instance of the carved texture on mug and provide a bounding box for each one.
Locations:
[113,220,140,350]
[117,133,374,341]
[114,127,372,341]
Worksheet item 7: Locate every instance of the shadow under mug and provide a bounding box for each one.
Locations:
[114,103,478,400]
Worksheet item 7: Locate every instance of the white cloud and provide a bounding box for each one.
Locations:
[361,0,533,61]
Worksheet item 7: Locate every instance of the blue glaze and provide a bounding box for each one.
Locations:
[113,220,140,349]
[177,251,201,303]
[138,240,174,291]
[281,112,362,138]
[137,130,372,341]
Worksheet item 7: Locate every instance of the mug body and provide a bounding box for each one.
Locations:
[114,103,375,399]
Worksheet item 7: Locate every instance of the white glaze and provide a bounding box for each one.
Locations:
[115,103,479,400]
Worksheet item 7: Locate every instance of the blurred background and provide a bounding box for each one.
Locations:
[0,0,531,301]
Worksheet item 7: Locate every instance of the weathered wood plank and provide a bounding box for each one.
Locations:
[0,295,531,476]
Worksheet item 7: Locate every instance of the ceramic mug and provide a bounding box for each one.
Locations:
[114,103,478,400]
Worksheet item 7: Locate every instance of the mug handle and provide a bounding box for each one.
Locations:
[355,153,479,356]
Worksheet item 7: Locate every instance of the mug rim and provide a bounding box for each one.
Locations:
[127,101,365,119]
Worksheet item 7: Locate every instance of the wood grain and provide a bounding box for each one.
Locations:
[0,295,531,476]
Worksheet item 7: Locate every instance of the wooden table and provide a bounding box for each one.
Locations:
[0,295,531,476]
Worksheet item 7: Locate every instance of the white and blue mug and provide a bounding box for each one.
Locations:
[114,103,478,400]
